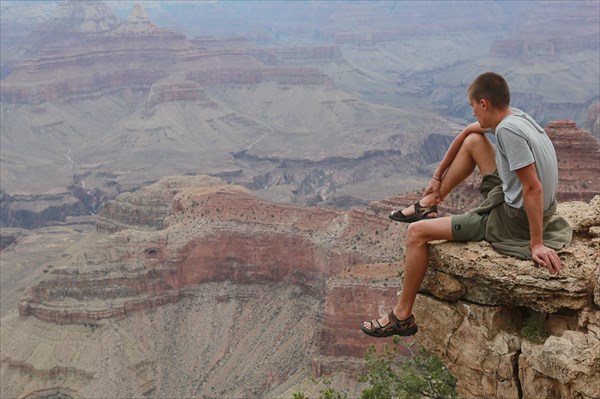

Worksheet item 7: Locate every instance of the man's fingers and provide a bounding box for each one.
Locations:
[533,251,563,275]
[545,250,563,274]
[550,252,563,274]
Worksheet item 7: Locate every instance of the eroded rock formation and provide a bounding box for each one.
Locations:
[2,173,598,398]
[2,175,409,398]
[17,176,401,326]
[546,120,600,202]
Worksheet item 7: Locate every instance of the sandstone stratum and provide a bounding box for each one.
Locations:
[1,174,598,399]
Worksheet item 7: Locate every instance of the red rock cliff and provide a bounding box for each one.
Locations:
[545,120,600,202]
[19,176,403,325]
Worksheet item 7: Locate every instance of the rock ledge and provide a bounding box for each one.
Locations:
[414,196,600,399]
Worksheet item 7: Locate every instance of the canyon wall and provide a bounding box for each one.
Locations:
[2,174,598,398]
[1,175,409,398]
[546,120,600,202]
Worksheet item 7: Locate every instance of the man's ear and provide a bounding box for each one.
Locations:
[480,98,491,110]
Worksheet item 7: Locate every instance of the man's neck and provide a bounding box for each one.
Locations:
[491,107,513,131]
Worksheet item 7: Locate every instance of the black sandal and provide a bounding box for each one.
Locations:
[389,201,438,223]
[361,311,418,338]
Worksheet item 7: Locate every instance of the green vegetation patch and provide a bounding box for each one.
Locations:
[293,336,460,399]
[521,317,548,345]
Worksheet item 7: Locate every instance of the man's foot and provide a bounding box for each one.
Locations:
[361,311,418,338]
[389,201,438,223]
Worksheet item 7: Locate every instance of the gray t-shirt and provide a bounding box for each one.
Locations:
[494,108,558,210]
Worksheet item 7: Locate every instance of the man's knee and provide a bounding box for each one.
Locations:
[464,133,496,173]
[406,222,428,246]
[406,217,454,245]
[463,132,490,148]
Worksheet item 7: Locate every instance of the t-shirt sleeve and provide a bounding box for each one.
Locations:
[496,126,535,171]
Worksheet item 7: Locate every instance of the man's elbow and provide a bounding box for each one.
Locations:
[523,180,543,197]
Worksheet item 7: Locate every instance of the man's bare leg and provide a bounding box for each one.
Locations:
[363,217,453,328]
[363,133,496,331]
[394,217,454,319]
[396,133,496,217]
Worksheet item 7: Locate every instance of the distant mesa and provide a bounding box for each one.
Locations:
[117,3,173,34]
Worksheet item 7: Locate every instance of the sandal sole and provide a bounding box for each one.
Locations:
[360,324,418,338]
[389,214,436,223]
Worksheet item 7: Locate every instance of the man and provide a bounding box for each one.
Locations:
[362,72,572,337]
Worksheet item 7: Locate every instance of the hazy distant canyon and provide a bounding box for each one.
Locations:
[1,0,598,228]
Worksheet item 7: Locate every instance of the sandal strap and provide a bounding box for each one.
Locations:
[362,312,418,337]
[365,318,387,335]
[388,311,414,327]
[414,201,438,217]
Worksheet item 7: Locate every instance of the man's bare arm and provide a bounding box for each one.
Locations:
[432,122,487,180]
[514,163,563,274]
[424,122,488,200]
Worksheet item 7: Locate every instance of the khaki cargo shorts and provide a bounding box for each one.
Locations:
[451,172,502,242]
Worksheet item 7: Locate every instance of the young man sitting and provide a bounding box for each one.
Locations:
[362,72,572,338]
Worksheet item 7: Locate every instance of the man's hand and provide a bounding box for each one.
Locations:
[531,243,562,274]
[514,164,562,275]
[423,178,442,203]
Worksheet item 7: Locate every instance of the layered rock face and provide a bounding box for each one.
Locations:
[3,175,408,398]
[1,4,333,106]
[17,176,402,325]
[3,283,324,399]
[3,173,598,398]
[546,120,600,202]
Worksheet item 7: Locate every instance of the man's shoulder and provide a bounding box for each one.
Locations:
[497,109,544,137]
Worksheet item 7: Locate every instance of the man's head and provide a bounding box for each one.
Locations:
[467,72,510,109]
[468,72,511,129]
